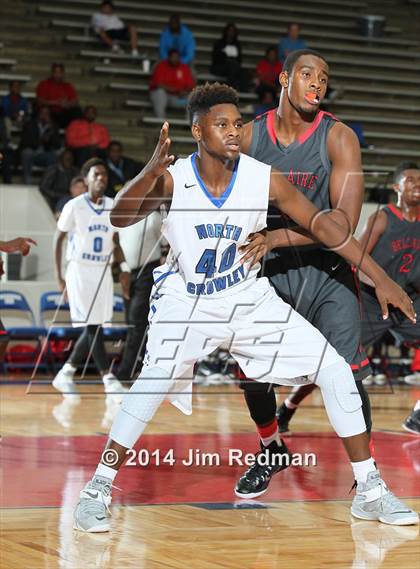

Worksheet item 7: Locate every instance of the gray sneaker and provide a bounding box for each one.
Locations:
[351,470,419,526]
[73,475,112,532]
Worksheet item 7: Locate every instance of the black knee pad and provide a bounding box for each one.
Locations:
[356,380,372,433]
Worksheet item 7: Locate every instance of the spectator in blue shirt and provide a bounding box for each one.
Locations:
[278,23,307,63]
[159,14,195,66]
[1,80,30,142]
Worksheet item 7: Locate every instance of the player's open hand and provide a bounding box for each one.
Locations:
[375,276,416,324]
[148,122,175,178]
[4,237,37,256]
[239,231,270,266]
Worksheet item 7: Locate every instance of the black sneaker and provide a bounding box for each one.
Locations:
[276,402,296,433]
[402,408,420,435]
[234,439,291,499]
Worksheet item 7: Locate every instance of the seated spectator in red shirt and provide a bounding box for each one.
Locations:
[36,63,81,128]
[65,105,111,166]
[255,46,282,99]
[91,0,139,57]
[149,49,195,119]
[20,105,61,185]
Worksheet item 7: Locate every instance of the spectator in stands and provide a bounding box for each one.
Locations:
[55,175,87,217]
[149,49,195,119]
[91,0,139,57]
[211,23,248,91]
[1,80,29,139]
[20,105,60,185]
[159,14,195,66]
[253,90,276,118]
[255,46,282,99]
[39,148,79,211]
[278,23,307,63]
[65,105,111,167]
[0,115,14,184]
[36,63,81,129]
[105,140,142,197]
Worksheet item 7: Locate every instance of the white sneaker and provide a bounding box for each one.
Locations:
[102,374,128,402]
[74,476,112,532]
[111,44,121,53]
[52,365,79,399]
[131,48,139,58]
[404,372,420,386]
[351,470,419,525]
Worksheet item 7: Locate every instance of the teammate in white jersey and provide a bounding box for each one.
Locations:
[73,84,418,532]
[52,158,129,399]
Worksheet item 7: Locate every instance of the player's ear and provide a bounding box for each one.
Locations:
[392,182,401,196]
[191,122,201,143]
[279,70,289,88]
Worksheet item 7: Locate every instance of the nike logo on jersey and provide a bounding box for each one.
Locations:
[95,516,106,521]
[331,263,340,271]
[85,491,99,499]
[184,183,196,188]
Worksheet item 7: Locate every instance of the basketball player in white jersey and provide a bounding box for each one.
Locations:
[53,158,128,398]
[73,84,417,532]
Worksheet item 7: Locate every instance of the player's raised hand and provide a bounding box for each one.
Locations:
[374,276,416,324]
[1,237,37,256]
[148,122,175,178]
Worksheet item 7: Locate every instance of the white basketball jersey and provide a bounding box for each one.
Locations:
[57,194,116,265]
[162,153,271,297]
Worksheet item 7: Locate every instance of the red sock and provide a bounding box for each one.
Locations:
[257,419,280,447]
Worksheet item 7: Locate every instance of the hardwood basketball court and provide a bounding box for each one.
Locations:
[1,381,419,569]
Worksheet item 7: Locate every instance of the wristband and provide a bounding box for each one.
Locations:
[120,262,130,273]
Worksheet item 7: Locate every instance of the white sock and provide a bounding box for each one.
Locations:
[414,400,420,412]
[260,431,280,447]
[63,362,76,374]
[94,462,118,482]
[284,398,298,409]
[351,457,376,484]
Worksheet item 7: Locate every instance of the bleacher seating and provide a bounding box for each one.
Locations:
[0,0,419,184]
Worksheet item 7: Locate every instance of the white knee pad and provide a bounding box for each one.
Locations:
[314,361,366,438]
[110,367,174,449]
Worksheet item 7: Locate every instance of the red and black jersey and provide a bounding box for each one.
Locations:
[249,109,338,231]
[370,205,419,295]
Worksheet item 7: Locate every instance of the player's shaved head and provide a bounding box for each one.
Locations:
[187,82,239,125]
[283,49,328,76]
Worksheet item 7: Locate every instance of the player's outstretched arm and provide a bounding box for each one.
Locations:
[110,122,174,228]
[269,169,416,323]
[0,237,37,256]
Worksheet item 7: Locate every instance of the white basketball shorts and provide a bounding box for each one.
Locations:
[143,275,343,414]
[65,261,113,327]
